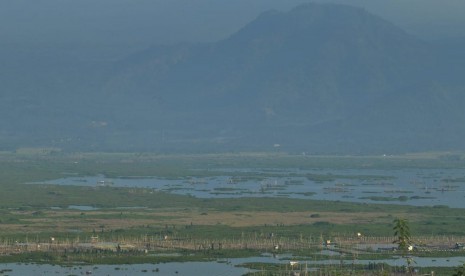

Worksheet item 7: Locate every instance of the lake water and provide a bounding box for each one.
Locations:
[35,168,465,208]
[0,262,252,276]
[1,254,464,275]
[23,168,465,273]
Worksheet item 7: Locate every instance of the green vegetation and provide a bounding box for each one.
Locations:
[307,173,394,183]
[393,218,412,251]
[360,196,412,202]
[242,263,460,276]
[453,263,465,276]
[393,218,414,274]
[0,249,260,265]
[1,151,465,274]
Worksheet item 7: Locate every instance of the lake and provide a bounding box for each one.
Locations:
[1,254,464,275]
[35,168,465,208]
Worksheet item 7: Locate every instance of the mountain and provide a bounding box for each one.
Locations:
[2,3,465,153]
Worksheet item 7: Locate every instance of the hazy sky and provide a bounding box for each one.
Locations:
[1,0,464,47]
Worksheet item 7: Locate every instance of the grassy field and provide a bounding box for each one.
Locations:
[1,150,465,273]
[1,151,465,235]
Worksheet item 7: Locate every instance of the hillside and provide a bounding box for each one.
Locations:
[1,3,465,153]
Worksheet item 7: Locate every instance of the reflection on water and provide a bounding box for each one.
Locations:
[33,168,465,208]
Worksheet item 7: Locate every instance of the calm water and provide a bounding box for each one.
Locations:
[36,168,465,208]
[1,255,464,275]
[0,262,251,276]
[23,169,465,273]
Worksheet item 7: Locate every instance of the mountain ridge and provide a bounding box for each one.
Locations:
[1,3,464,153]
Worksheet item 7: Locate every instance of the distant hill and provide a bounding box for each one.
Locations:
[1,3,465,153]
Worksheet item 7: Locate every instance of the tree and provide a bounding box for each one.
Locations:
[393,218,411,251]
[393,218,414,274]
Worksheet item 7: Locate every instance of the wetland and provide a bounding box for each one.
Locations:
[1,151,465,274]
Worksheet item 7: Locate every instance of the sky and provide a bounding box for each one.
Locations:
[1,0,464,47]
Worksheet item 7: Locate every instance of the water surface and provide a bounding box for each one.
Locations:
[34,168,465,207]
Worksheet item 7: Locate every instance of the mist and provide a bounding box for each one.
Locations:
[1,1,465,153]
[1,0,464,48]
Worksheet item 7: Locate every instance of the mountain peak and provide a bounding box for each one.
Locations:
[227,2,415,47]
[3,3,463,153]
[289,2,364,13]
